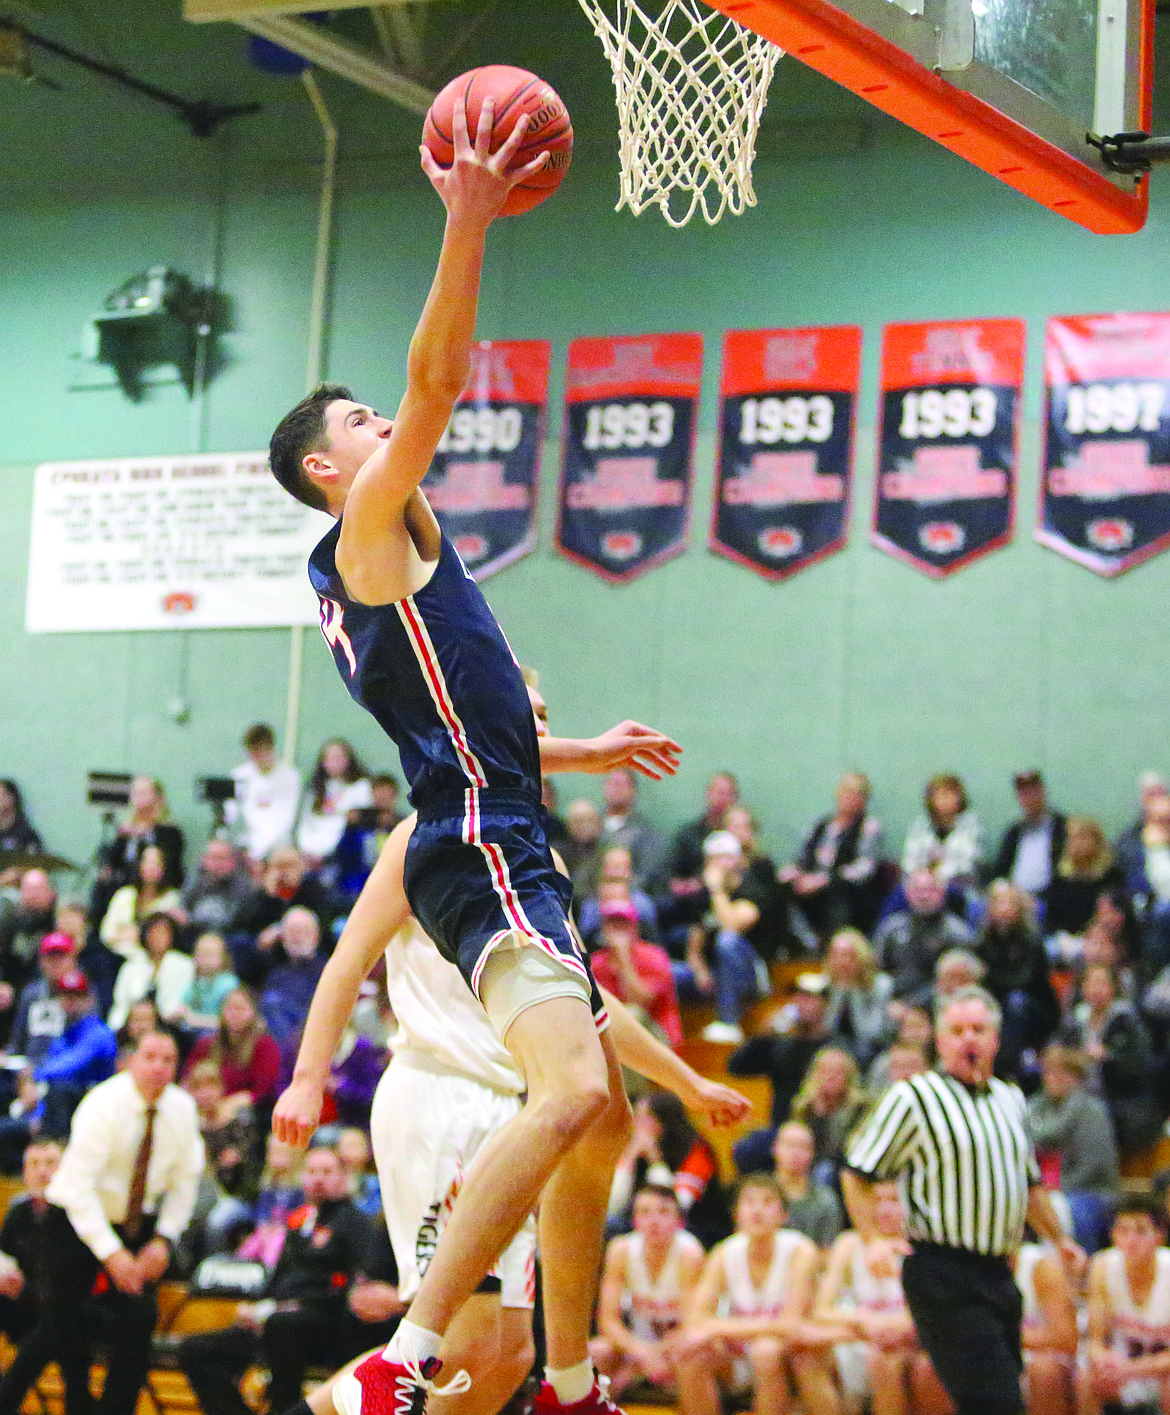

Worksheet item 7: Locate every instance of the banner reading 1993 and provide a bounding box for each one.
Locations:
[421,339,550,581]
[873,319,1024,577]
[1038,314,1170,576]
[712,326,861,580]
[557,333,702,581]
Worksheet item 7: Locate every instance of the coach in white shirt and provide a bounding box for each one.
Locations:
[47,1031,205,1415]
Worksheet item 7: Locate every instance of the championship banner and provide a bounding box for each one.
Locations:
[557,332,702,581]
[712,326,861,579]
[872,319,1024,577]
[1038,314,1170,576]
[25,452,332,632]
[421,339,550,581]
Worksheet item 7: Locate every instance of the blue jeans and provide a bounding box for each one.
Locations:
[672,930,765,1025]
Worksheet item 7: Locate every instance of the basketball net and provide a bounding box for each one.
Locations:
[576,0,782,227]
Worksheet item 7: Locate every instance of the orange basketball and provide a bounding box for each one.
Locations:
[422,65,573,216]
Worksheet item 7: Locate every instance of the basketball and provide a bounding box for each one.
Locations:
[422,65,573,216]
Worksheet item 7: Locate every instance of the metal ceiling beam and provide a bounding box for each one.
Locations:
[370,3,425,76]
[237,14,434,112]
[184,0,434,20]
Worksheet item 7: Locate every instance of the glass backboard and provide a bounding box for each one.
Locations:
[705,0,1153,232]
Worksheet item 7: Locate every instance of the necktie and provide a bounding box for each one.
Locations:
[123,1105,156,1246]
[838,994,856,1042]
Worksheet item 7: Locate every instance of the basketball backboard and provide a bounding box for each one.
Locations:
[701,0,1154,232]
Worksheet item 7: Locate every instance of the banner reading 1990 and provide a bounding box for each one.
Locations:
[712,326,861,580]
[421,339,550,581]
[557,333,702,581]
[873,319,1024,577]
[1038,314,1170,576]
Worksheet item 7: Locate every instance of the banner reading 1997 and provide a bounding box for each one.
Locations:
[557,333,702,581]
[421,339,550,581]
[712,326,861,579]
[873,319,1024,577]
[1038,314,1170,576]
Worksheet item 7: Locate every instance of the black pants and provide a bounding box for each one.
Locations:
[0,1300,94,1415]
[85,1284,160,1415]
[902,1243,1024,1415]
[179,1309,395,1415]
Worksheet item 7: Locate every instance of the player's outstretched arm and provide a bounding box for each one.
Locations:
[272,815,416,1147]
[600,987,749,1127]
[538,721,682,782]
[337,101,548,599]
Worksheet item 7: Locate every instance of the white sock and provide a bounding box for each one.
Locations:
[546,1361,594,1405]
[383,1320,442,1369]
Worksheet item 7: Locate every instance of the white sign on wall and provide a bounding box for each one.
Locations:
[25,452,334,633]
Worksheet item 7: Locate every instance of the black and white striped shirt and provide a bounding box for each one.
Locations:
[845,1069,1041,1257]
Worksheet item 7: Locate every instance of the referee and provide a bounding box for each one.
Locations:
[841,984,1081,1415]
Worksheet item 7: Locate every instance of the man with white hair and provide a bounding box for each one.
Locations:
[842,986,1081,1415]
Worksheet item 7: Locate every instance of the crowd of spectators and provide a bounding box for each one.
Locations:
[7,739,1170,1415]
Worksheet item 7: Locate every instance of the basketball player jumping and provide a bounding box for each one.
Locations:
[267,96,681,1415]
[274,804,749,1415]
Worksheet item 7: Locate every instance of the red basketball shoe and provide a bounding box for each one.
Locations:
[334,1352,471,1415]
[531,1378,624,1415]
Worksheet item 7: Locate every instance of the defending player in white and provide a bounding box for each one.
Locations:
[274,807,749,1415]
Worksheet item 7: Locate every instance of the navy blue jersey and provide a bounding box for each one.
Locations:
[308,521,541,810]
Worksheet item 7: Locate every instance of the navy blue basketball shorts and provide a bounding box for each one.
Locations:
[404,788,607,1029]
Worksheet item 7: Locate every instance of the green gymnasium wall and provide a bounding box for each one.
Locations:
[3,4,1170,874]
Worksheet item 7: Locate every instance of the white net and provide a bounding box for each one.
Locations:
[576,0,782,227]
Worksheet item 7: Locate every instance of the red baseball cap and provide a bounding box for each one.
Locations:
[599,898,639,924]
[55,970,89,997]
[40,933,75,957]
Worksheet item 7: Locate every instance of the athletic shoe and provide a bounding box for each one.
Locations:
[700,1020,744,1044]
[333,1353,471,1415]
[532,1378,624,1415]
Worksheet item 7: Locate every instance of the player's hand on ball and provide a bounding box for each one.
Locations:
[272,1078,325,1150]
[420,95,549,227]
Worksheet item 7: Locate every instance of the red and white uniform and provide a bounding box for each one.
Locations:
[720,1230,807,1389]
[622,1230,706,1342]
[832,1235,909,1398]
[1103,1246,1170,1407]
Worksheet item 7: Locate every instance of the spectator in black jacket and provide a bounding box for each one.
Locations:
[976,880,1060,1079]
[181,839,258,943]
[90,777,185,923]
[990,770,1067,898]
[0,1139,95,1415]
[780,772,885,938]
[229,847,343,986]
[178,1142,376,1415]
[0,782,43,881]
[0,871,58,1036]
[1060,963,1161,1156]
[1043,817,1126,941]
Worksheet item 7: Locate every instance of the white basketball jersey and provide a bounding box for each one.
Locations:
[722,1230,806,1318]
[1104,1246,1170,1406]
[623,1230,705,1341]
[846,1237,906,1314]
[385,920,524,1094]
